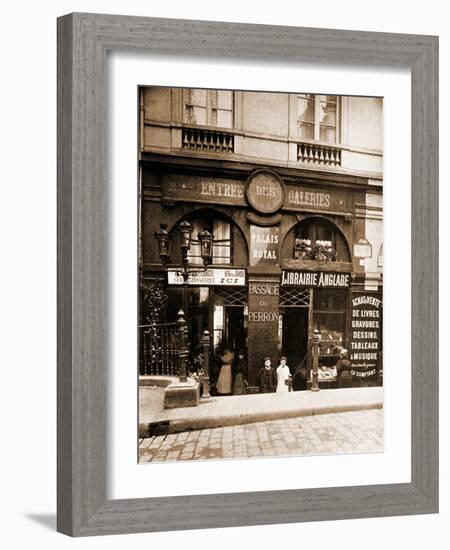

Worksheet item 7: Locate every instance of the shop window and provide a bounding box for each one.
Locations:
[294,217,350,262]
[313,289,347,310]
[297,94,339,144]
[187,217,232,266]
[184,89,233,128]
[313,289,347,356]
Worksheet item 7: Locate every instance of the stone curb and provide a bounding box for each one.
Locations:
[139,400,382,438]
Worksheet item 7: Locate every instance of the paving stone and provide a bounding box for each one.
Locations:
[139,409,383,463]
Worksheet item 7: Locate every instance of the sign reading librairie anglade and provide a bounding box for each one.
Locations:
[281,270,350,288]
[349,294,382,374]
[167,268,246,286]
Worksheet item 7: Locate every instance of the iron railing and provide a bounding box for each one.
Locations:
[139,321,180,376]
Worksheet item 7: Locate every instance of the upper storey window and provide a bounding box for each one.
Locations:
[297,94,339,144]
[184,89,233,129]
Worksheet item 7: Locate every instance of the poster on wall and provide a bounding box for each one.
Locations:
[349,293,382,382]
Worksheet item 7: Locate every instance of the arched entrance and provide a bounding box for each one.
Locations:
[164,209,249,388]
[279,216,352,388]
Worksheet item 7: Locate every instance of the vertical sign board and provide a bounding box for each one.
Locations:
[249,225,280,267]
[247,282,280,386]
[349,293,382,384]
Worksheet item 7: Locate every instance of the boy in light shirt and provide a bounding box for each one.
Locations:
[276,356,291,393]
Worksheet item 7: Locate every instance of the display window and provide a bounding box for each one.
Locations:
[313,288,347,357]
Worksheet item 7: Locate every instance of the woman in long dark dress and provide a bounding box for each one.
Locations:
[233,351,247,395]
[216,349,234,395]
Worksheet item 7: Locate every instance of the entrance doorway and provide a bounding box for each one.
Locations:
[280,307,309,370]
[224,306,246,354]
[212,305,246,356]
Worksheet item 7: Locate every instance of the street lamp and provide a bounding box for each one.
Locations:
[155,221,214,281]
[311,328,321,392]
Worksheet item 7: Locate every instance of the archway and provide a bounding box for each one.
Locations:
[281,215,351,264]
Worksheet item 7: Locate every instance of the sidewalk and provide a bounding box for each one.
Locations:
[139,385,383,436]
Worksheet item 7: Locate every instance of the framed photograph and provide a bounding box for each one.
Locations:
[57,13,438,536]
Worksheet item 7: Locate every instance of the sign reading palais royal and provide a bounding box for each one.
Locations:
[160,173,351,214]
[167,268,246,286]
[249,225,280,267]
[281,269,350,288]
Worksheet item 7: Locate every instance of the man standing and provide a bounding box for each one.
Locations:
[259,357,277,393]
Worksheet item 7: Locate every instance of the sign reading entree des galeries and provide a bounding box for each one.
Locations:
[160,173,352,214]
[281,269,350,288]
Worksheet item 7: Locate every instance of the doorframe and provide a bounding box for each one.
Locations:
[279,289,312,372]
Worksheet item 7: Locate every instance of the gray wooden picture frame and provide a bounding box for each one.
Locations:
[57,12,438,537]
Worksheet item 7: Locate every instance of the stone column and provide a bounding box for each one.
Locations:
[247,277,280,387]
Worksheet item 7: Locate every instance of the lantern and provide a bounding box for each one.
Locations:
[178,220,194,251]
[198,229,214,266]
[154,224,171,264]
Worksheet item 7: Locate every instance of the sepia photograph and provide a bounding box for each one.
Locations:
[138,87,383,464]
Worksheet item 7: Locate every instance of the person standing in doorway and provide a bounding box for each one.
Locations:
[276,356,291,393]
[216,348,234,395]
[233,351,247,395]
[259,357,277,393]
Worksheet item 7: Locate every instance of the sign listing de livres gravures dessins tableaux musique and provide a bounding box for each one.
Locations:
[349,294,382,376]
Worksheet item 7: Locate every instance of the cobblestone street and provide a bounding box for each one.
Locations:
[139,408,383,463]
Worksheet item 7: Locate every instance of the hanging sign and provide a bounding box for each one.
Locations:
[167,268,246,286]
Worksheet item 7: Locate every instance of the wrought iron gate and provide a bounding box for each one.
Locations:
[139,321,180,376]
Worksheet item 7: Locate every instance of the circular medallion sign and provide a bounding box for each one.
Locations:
[245,170,285,214]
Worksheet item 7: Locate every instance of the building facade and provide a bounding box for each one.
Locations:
[139,87,383,390]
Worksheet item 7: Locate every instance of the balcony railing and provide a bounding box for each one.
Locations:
[182,127,234,153]
[298,142,342,167]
